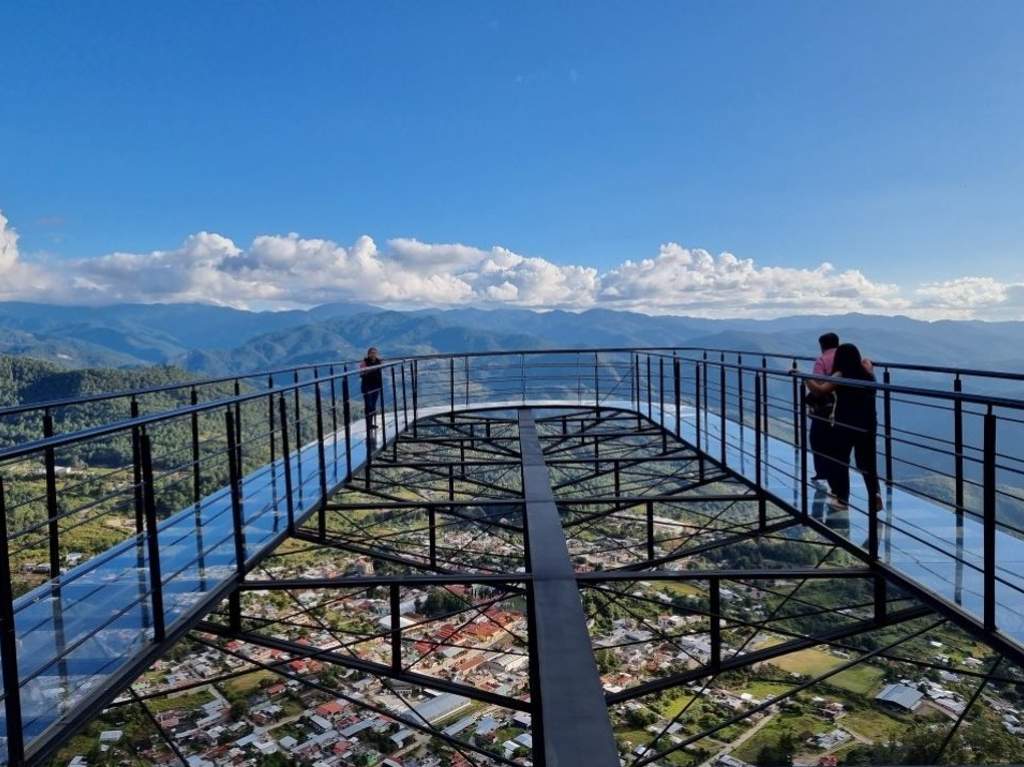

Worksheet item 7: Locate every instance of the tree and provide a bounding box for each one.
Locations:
[756,730,796,767]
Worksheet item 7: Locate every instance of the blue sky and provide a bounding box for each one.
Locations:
[1,2,1022,318]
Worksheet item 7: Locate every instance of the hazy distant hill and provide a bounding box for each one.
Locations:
[1,301,1023,382]
[2,300,1023,505]
[179,311,546,375]
[0,300,377,366]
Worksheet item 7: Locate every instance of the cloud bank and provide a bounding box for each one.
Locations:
[0,210,1020,320]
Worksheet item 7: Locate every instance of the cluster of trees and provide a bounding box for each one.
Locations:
[418,588,469,618]
[842,718,1024,765]
[756,730,797,766]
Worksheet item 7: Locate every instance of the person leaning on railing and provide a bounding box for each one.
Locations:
[807,332,840,484]
[804,343,884,513]
[359,347,384,430]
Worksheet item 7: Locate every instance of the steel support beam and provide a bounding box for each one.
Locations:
[518,408,619,767]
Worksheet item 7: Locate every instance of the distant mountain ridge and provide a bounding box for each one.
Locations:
[1,301,1023,380]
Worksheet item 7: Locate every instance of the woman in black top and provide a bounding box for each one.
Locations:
[805,343,883,512]
[359,347,383,429]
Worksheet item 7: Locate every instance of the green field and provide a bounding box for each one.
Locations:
[660,692,697,719]
[843,707,906,741]
[221,669,278,698]
[146,688,215,714]
[768,647,885,694]
[658,581,704,598]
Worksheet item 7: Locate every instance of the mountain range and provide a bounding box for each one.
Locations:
[1,301,1024,384]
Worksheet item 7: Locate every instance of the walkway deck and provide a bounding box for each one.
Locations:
[4,395,1023,763]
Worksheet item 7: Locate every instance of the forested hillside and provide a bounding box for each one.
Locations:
[3,300,1024,381]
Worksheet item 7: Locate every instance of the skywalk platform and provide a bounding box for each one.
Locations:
[1,350,1021,764]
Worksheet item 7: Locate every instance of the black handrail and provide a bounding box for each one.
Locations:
[3,348,1024,464]
[5,343,1022,421]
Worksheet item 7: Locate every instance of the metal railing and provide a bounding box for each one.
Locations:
[0,346,1022,763]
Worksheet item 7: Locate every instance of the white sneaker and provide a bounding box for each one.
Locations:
[828,495,848,512]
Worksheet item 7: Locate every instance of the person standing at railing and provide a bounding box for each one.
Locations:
[808,333,840,485]
[805,343,883,513]
[359,347,384,431]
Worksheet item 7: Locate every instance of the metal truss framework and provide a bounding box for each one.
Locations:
[92,405,1022,766]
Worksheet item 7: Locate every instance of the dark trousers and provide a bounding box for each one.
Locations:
[363,390,381,423]
[828,425,881,506]
[809,416,833,480]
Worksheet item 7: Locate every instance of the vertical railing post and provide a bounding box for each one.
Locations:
[139,434,166,643]
[799,385,809,518]
[233,378,243,475]
[719,358,727,465]
[953,376,964,511]
[791,359,800,449]
[412,359,419,437]
[278,396,295,535]
[379,368,389,452]
[709,577,721,671]
[449,356,456,422]
[594,353,600,417]
[292,369,302,467]
[755,374,766,530]
[390,583,402,672]
[130,397,144,533]
[364,381,374,491]
[0,478,26,766]
[953,375,965,607]
[630,353,636,411]
[883,369,893,485]
[225,410,247,578]
[659,355,665,428]
[401,362,409,432]
[659,356,667,452]
[267,376,277,470]
[613,459,621,497]
[702,351,709,415]
[646,500,655,561]
[737,354,744,426]
[342,372,353,481]
[983,409,997,632]
[673,355,681,437]
[43,410,60,579]
[464,356,470,408]
[761,356,769,445]
[188,388,201,506]
[315,382,328,540]
[329,366,339,466]
[695,360,704,480]
[646,354,652,420]
[391,367,400,461]
[630,354,638,430]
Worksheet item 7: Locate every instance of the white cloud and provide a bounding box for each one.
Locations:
[0,211,58,301]
[598,244,906,317]
[914,277,1024,320]
[0,209,1021,320]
